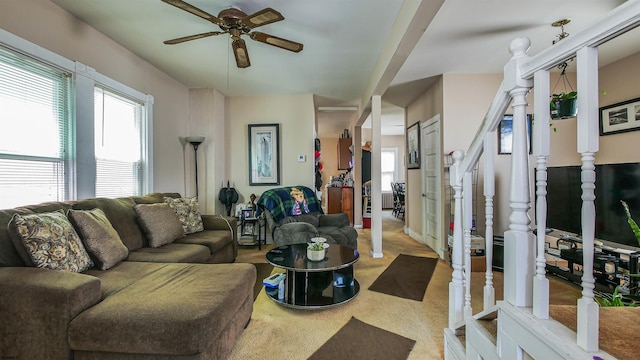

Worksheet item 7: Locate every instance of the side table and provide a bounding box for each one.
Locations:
[237,214,266,250]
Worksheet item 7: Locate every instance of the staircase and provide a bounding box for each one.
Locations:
[444,2,640,359]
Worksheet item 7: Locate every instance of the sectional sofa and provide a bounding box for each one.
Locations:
[0,192,256,359]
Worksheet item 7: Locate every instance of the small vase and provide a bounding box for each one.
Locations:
[307,248,325,261]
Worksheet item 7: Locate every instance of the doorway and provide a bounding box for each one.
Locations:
[420,114,443,258]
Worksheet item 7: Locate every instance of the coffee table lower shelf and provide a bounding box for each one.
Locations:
[265,275,360,310]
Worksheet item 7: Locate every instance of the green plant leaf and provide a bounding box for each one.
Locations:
[621,200,640,247]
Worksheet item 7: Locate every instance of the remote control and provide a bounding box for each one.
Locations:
[263,273,286,288]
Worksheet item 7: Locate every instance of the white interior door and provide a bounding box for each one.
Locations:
[421,115,442,258]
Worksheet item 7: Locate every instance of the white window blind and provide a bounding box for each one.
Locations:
[0,46,70,209]
[94,86,143,198]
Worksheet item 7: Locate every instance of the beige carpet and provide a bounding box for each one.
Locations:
[230,211,583,359]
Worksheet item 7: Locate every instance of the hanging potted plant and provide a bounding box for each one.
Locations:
[550,91,578,120]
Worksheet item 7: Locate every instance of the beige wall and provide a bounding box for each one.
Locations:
[0,0,190,195]
[405,76,443,237]
[227,94,316,205]
[548,51,640,167]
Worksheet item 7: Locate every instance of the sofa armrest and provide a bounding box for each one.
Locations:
[0,267,101,359]
[318,213,350,228]
[202,215,237,241]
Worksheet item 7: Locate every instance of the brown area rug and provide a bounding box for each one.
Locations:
[307,317,415,360]
[369,254,438,301]
[549,304,640,360]
[252,263,274,300]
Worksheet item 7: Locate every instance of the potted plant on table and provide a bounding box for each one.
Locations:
[307,241,326,261]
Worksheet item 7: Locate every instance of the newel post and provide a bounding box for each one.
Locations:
[503,38,535,307]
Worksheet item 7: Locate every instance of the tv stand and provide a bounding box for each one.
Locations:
[544,231,640,295]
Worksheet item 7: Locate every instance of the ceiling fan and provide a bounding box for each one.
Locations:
[161,0,303,68]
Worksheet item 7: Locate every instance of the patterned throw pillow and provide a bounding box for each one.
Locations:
[164,197,204,234]
[67,208,129,270]
[134,203,185,247]
[9,211,93,272]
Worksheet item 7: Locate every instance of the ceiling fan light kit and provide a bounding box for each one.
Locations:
[161,0,303,68]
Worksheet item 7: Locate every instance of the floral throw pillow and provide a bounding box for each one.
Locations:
[9,211,93,272]
[164,197,204,234]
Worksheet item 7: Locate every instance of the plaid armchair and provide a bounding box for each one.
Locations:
[256,186,357,249]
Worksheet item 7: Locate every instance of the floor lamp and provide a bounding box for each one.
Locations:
[186,136,205,198]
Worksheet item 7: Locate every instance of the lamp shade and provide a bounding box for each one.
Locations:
[186,136,205,145]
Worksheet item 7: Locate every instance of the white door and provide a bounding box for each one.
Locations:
[421,115,442,258]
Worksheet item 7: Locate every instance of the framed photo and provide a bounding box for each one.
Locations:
[600,98,640,136]
[406,122,420,169]
[241,209,254,219]
[498,114,532,155]
[248,124,280,185]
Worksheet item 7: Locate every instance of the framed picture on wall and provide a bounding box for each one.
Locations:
[248,123,280,185]
[599,97,640,136]
[406,122,420,169]
[498,114,532,155]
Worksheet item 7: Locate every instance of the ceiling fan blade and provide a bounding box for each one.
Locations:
[250,32,303,52]
[161,0,222,25]
[232,38,251,68]
[164,31,224,45]
[241,8,284,28]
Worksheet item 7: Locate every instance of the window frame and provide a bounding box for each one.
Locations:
[0,28,153,204]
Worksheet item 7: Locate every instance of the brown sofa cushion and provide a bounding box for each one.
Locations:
[72,197,146,251]
[134,203,185,247]
[68,208,129,270]
[174,229,232,254]
[126,243,210,263]
[68,263,256,357]
[8,211,93,272]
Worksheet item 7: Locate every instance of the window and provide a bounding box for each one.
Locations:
[381,148,398,192]
[94,87,144,198]
[0,30,153,208]
[0,46,70,208]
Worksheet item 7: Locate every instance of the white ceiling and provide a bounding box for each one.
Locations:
[51,0,635,137]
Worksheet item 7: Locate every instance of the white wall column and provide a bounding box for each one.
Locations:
[370,95,383,258]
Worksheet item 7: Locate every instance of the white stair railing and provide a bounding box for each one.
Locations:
[445,2,640,358]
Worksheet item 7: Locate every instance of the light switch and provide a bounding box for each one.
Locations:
[297,155,306,162]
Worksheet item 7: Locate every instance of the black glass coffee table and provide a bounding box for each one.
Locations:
[265,243,360,309]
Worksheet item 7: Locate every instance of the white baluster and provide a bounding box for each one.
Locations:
[483,132,495,310]
[532,69,550,319]
[448,150,465,330]
[463,170,473,318]
[576,46,599,352]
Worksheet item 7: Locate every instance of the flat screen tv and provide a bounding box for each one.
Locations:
[545,162,640,249]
